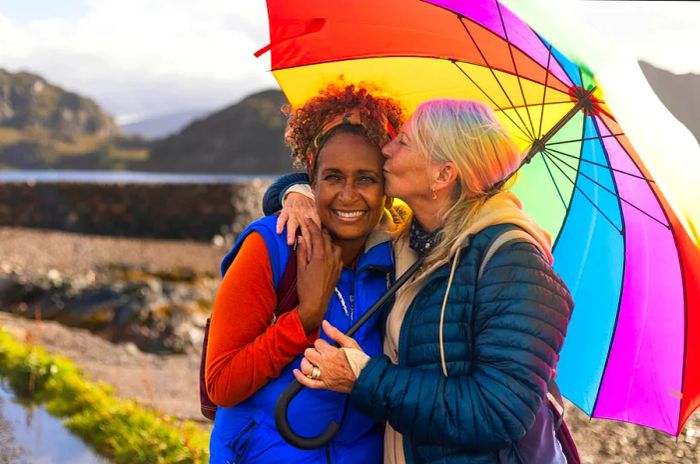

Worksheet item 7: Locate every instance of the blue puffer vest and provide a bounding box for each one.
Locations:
[351,224,574,464]
[209,215,394,464]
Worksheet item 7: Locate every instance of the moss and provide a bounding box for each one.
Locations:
[0,330,209,463]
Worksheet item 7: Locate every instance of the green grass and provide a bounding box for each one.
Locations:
[0,329,209,463]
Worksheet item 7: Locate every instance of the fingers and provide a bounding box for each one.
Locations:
[305,218,326,259]
[307,209,321,228]
[296,236,308,267]
[300,221,312,261]
[322,320,361,350]
[276,210,288,235]
[293,368,324,389]
[299,357,315,376]
[313,337,332,353]
[286,217,298,246]
[321,227,334,257]
[303,346,322,366]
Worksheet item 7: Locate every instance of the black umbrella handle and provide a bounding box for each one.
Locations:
[275,255,426,449]
[274,380,342,449]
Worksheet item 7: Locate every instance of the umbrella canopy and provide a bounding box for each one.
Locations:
[257,0,700,436]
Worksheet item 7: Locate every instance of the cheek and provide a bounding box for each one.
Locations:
[365,186,386,211]
[314,186,335,211]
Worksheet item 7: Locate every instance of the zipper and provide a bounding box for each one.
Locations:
[229,420,256,464]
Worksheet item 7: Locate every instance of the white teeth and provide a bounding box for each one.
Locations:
[334,210,365,218]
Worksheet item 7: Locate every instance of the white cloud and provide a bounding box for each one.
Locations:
[0,0,276,120]
[1,0,698,121]
[572,1,700,75]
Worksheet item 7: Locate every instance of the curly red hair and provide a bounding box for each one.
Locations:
[283,83,405,171]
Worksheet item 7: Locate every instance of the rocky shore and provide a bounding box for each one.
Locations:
[1,226,699,463]
[0,227,225,355]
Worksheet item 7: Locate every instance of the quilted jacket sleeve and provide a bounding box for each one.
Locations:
[350,241,574,450]
[262,172,310,215]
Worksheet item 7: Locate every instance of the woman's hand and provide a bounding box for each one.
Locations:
[293,321,362,394]
[296,220,342,334]
[277,192,319,251]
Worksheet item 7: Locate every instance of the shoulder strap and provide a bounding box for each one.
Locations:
[272,248,298,323]
[477,228,539,281]
[476,227,565,420]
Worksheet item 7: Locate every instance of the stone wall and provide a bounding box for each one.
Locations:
[0,179,271,241]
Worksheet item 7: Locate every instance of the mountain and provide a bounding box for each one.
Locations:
[2,62,694,174]
[120,108,214,140]
[639,61,700,145]
[0,68,120,137]
[138,90,292,174]
[0,68,148,170]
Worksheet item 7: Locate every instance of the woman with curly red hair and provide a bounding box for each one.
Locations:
[206,84,404,464]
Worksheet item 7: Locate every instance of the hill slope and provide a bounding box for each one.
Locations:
[120,108,213,140]
[0,68,147,170]
[139,90,293,174]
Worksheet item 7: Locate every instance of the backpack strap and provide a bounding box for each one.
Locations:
[272,248,298,324]
[477,226,565,424]
[477,227,542,281]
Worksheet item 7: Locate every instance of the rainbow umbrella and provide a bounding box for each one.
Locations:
[256,0,700,436]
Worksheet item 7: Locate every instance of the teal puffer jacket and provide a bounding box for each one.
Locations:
[351,224,574,464]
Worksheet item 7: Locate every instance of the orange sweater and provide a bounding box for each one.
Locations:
[205,232,319,407]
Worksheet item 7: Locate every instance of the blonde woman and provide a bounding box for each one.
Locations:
[269,99,575,463]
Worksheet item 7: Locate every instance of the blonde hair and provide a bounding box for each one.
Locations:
[409,99,522,269]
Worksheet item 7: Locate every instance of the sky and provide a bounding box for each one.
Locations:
[0,0,698,124]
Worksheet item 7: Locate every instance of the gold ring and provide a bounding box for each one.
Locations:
[310,366,321,380]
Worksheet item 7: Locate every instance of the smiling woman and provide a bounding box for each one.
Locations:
[312,130,386,265]
[204,83,405,464]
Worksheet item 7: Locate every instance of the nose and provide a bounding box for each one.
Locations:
[338,181,360,203]
[381,139,395,159]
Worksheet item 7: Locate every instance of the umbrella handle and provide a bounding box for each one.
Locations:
[275,255,426,449]
[274,380,342,449]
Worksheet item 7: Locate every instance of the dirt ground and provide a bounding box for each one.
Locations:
[1,227,699,463]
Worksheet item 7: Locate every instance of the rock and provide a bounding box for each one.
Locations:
[0,265,215,355]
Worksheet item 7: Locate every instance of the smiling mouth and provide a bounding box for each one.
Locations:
[333,210,367,221]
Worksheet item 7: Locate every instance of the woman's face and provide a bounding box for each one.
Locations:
[312,131,386,244]
[381,116,433,204]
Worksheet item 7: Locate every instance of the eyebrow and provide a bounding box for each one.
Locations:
[321,168,381,175]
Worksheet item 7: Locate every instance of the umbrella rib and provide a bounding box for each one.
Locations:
[539,150,569,211]
[530,30,576,89]
[451,61,532,140]
[495,101,571,112]
[541,149,623,234]
[543,149,669,229]
[457,16,535,141]
[547,133,625,146]
[546,147,656,182]
[496,1,536,138]
[538,43,553,139]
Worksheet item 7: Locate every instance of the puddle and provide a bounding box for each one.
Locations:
[0,384,110,463]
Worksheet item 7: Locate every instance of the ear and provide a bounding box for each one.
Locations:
[431,161,459,193]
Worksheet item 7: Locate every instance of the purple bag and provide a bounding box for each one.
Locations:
[500,385,580,464]
[199,249,299,421]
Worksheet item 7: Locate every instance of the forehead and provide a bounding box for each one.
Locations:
[317,132,383,170]
[399,116,414,137]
